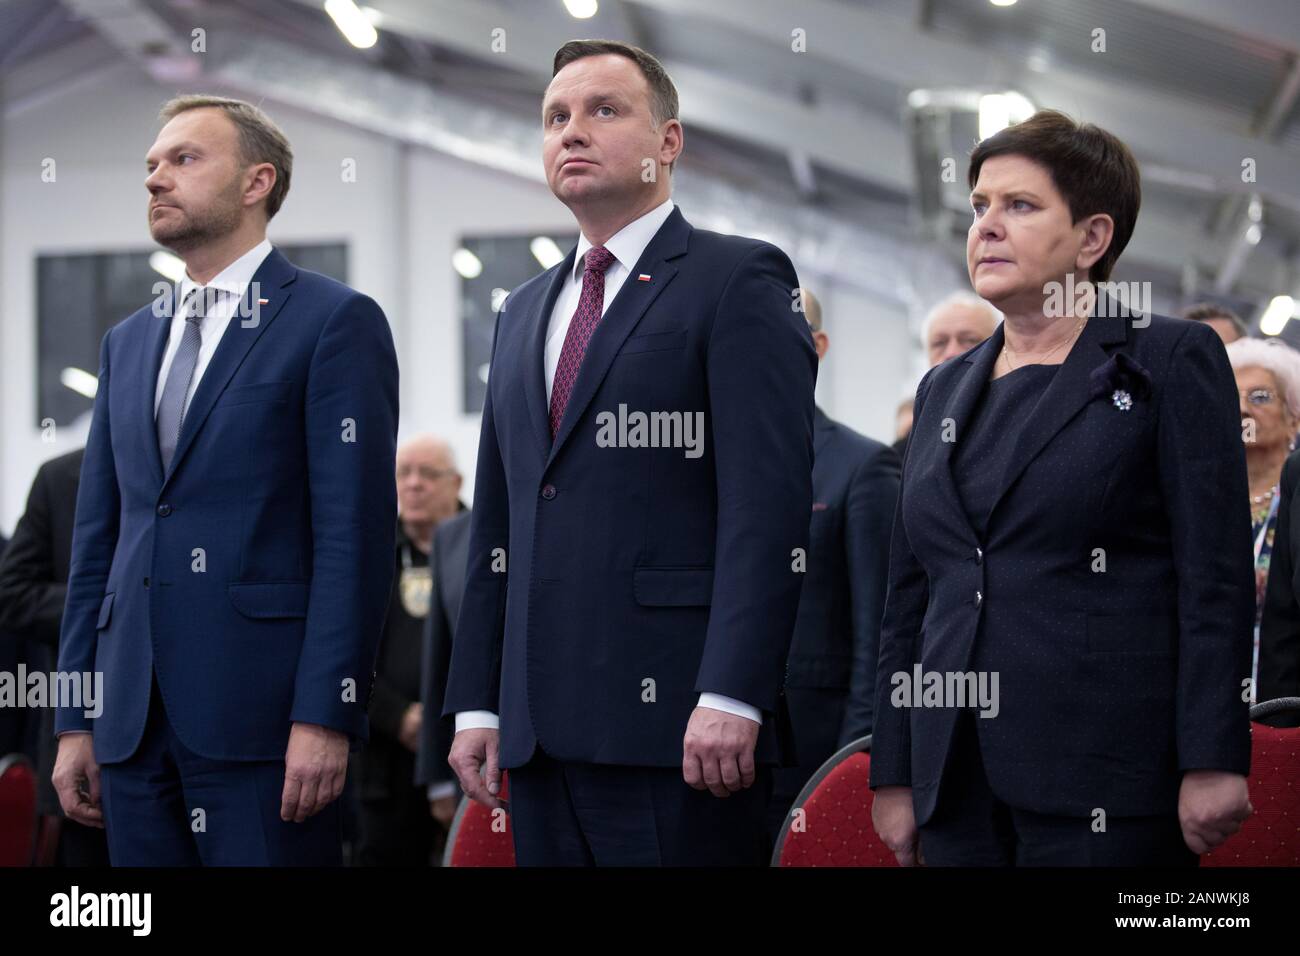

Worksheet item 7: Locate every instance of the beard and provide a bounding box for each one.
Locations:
[148,177,243,253]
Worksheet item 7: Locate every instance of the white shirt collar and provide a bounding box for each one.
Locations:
[177,237,274,307]
[571,198,675,281]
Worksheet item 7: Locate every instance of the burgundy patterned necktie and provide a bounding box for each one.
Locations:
[549,245,617,437]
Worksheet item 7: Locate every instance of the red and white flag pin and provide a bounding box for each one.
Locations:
[637,273,652,282]
[258,298,269,305]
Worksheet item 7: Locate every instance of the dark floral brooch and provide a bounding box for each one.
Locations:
[1088,352,1152,412]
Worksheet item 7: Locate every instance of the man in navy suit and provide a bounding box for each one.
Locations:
[444,40,816,866]
[767,291,900,843]
[51,96,398,866]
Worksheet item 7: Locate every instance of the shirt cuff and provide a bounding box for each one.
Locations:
[427,781,459,802]
[454,710,500,733]
[697,693,761,724]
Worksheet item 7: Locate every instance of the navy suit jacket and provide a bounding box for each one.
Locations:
[443,206,816,769]
[55,248,399,764]
[779,409,898,792]
[870,311,1253,822]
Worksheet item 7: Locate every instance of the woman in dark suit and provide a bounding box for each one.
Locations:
[870,110,1254,866]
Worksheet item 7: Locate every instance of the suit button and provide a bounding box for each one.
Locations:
[975,547,983,565]
[157,503,172,516]
[541,484,557,500]
[974,590,983,608]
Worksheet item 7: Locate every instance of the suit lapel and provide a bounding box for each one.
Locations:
[138,296,175,487]
[546,208,689,467]
[522,250,576,461]
[163,249,296,482]
[936,327,1003,539]
[985,312,1129,522]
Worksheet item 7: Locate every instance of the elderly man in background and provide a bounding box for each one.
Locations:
[354,435,465,866]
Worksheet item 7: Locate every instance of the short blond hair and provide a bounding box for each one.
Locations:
[159,94,293,219]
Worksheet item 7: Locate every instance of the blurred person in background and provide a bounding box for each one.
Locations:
[355,435,464,866]
[1184,303,1248,345]
[0,448,110,865]
[923,292,1000,367]
[1226,338,1300,697]
[767,290,900,845]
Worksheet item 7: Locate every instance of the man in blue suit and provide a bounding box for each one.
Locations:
[767,291,900,843]
[444,40,816,866]
[51,96,399,866]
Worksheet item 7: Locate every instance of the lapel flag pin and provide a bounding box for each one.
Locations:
[637,274,652,282]
[258,298,269,305]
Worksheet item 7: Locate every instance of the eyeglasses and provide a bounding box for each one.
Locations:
[1240,388,1277,406]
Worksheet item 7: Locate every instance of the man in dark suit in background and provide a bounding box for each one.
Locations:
[354,436,464,865]
[767,291,900,843]
[0,448,110,865]
[52,95,398,866]
[415,507,473,845]
[444,40,816,866]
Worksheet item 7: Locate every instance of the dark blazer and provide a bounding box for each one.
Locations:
[415,508,473,788]
[55,249,399,763]
[778,409,899,796]
[1258,447,1300,724]
[870,312,1253,823]
[0,448,83,814]
[444,206,816,769]
[0,448,83,644]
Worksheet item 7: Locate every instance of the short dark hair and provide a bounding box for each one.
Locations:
[160,94,293,220]
[552,39,680,172]
[968,109,1140,283]
[1184,302,1248,339]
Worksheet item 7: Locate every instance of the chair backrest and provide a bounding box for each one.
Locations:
[443,771,515,867]
[0,754,37,868]
[1202,699,1300,867]
[773,735,897,867]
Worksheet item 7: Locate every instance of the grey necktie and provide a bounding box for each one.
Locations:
[156,287,221,471]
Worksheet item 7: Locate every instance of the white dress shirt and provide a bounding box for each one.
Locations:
[153,237,274,418]
[455,199,762,735]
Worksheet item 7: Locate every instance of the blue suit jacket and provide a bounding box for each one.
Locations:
[55,248,399,764]
[870,311,1253,822]
[444,207,817,769]
[777,409,899,796]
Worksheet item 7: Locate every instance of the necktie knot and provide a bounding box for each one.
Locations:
[185,286,224,323]
[584,246,616,276]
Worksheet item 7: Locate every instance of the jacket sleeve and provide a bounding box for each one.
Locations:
[290,293,399,739]
[1156,321,1253,773]
[55,333,120,735]
[0,461,67,645]
[837,442,901,747]
[693,243,816,712]
[443,311,510,717]
[869,366,938,789]
[1259,452,1300,716]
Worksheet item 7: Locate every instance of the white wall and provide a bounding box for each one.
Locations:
[1,62,920,532]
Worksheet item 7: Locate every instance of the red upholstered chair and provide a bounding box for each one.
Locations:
[443,771,516,867]
[1202,698,1300,867]
[0,754,38,867]
[772,736,897,867]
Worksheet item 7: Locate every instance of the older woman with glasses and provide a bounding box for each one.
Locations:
[870,110,1254,867]
[1229,338,1300,704]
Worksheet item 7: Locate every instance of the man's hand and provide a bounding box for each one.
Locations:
[281,722,349,823]
[448,727,503,810]
[398,702,423,753]
[430,795,458,828]
[1179,770,1252,855]
[872,786,921,866]
[682,706,760,797]
[52,732,104,829]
